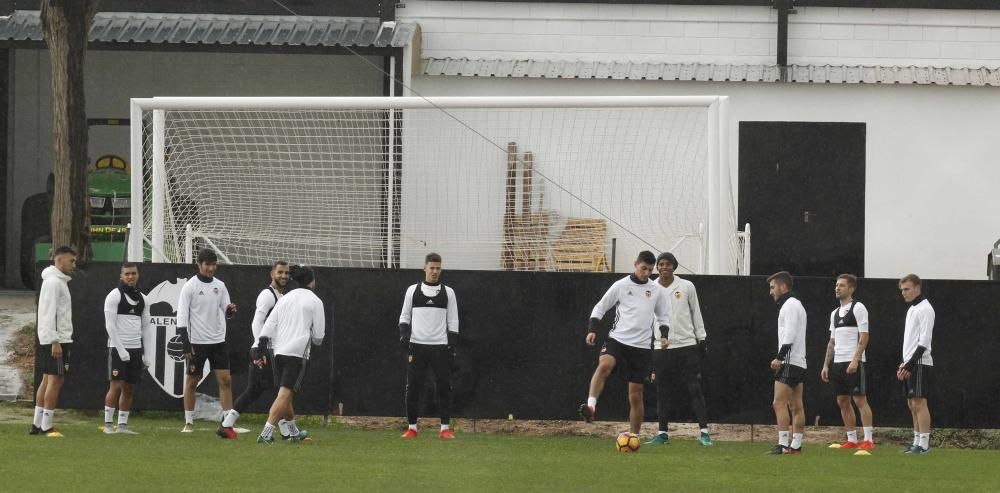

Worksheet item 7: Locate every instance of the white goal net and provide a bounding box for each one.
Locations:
[129,96,743,274]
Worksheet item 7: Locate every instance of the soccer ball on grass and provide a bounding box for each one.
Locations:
[616,432,640,453]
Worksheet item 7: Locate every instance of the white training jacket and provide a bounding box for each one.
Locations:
[654,275,706,350]
[260,288,325,360]
[176,275,231,345]
[902,298,935,366]
[37,265,73,344]
[591,275,671,349]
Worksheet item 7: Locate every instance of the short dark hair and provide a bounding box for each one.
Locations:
[767,271,793,288]
[425,252,442,264]
[53,246,77,257]
[656,252,678,269]
[271,260,288,270]
[899,273,922,287]
[837,273,857,289]
[291,264,315,286]
[121,262,139,270]
[197,249,218,264]
[636,251,655,266]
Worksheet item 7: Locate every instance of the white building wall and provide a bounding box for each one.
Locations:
[394,1,1000,280]
[400,1,1000,68]
[5,49,382,286]
[405,75,1000,281]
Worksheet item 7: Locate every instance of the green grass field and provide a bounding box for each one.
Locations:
[1,411,998,492]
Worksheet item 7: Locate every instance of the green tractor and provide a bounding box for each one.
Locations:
[21,154,132,288]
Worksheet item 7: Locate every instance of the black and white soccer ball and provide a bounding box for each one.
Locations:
[166,335,186,362]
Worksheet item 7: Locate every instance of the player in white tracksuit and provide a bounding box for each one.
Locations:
[581,251,671,435]
[255,265,325,444]
[32,246,77,437]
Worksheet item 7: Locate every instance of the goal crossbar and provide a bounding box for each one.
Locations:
[131,95,723,111]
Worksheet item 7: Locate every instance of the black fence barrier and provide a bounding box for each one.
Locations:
[39,263,1000,428]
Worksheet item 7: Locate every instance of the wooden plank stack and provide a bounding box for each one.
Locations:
[551,218,608,272]
[500,142,608,272]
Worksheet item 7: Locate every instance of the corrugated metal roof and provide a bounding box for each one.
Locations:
[0,10,417,48]
[423,57,1000,87]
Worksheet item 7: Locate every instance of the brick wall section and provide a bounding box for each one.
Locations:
[397,1,1000,68]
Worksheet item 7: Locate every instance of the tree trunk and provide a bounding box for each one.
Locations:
[42,0,99,260]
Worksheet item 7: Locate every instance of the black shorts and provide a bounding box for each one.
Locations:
[903,364,931,399]
[38,343,72,376]
[600,338,652,384]
[187,342,230,375]
[775,363,806,388]
[652,345,702,385]
[108,348,145,384]
[274,355,308,393]
[829,361,866,396]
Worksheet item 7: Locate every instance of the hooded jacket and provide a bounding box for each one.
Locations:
[37,265,73,344]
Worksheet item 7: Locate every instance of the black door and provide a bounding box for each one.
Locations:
[738,122,865,277]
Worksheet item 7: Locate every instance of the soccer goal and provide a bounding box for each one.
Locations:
[128,96,747,274]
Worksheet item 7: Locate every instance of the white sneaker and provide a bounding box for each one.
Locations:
[116,427,139,435]
[102,425,116,434]
[181,423,195,433]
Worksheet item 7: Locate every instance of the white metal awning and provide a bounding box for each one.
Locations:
[0,10,417,48]
[423,57,1000,87]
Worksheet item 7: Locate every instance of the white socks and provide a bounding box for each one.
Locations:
[863,427,873,442]
[700,428,709,435]
[408,424,418,431]
[33,406,44,427]
[918,432,930,449]
[184,410,195,425]
[778,430,790,447]
[790,433,804,449]
[41,409,54,431]
[104,406,115,424]
[913,431,920,446]
[587,396,597,410]
[441,424,450,431]
[222,410,239,428]
[278,419,291,436]
[846,430,858,443]
[260,422,275,439]
[118,411,130,426]
[287,420,300,436]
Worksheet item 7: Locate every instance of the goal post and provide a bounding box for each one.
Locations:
[129,96,745,274]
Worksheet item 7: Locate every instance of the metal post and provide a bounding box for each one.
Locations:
[151,109,165,262]
[387,56,396,269]
[743,223,752,276]
[128,102,144,261]
[775,0,793,82]
[699,223,707,274]
[706,101,721,274]
[185,224,193,264]
[611,238,617,273]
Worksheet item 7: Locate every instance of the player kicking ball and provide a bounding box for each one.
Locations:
[579,251,670,438]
